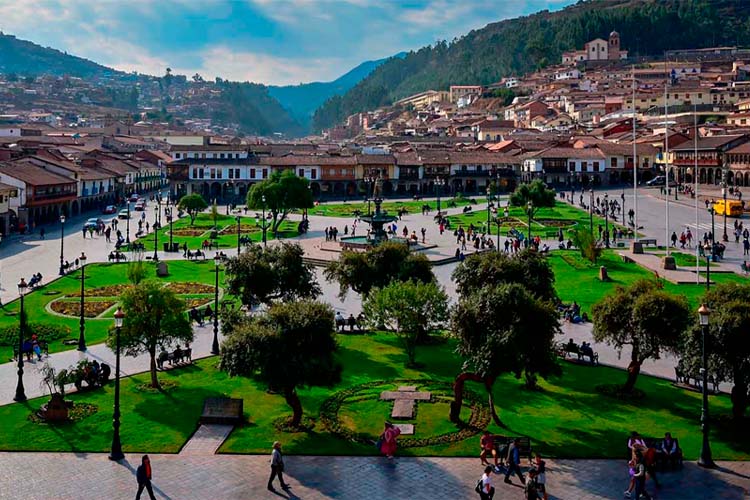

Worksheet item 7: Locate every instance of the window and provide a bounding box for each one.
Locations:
[175,153,181,159]
[593,161,600,170]
[250,168,256,178]
[262,169,268,179]
[220,153,225,159]
[569,161,575,170]
[311,169,317,180]
[210,168,215,179]
[299,168,304,177]
[228,168,234,179]
[610,157,617,168]
[217,169,222,179]
[212,153,217,159]
[235,168,240,179]
[201,153,206,159]
[192,168,197,178]
[199,168,204,179]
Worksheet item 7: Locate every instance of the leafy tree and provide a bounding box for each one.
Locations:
[324,241,434,299]
[681,284,750,421]
[362,280,448,366]
[246,170,313,235]
[220,300,341,426]
[592,280,691,393]
[452,249,556,302]
[224,242,320,308]
[451,283,560,424]
[126,256,146,285]
[509,179,556,220]
[571,227,602,264]
[177,193,208,225]
[107,281,193,388]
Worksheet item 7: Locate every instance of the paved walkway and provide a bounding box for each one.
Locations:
[0,453,746,499]
[179,424,234,456]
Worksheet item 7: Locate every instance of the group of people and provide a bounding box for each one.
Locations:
[476,432,548,500]
[324,226,339,241]
[561,301,587,324]
[669,227,694,248]
[625,431,683,499]
[189,305,212,326]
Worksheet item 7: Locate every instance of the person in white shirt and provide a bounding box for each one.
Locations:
[478,465,495,500]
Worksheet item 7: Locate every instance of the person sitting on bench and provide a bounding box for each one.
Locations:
[580,342,594,360]
[659,432,682,468]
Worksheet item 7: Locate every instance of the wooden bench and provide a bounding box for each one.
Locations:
[638,238,657,246]
[13,340,49,361]
[157,348,193,370]
[626,437,683,470]
[492,435,533,464]
[556,342,598,365]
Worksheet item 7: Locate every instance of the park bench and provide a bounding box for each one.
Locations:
[157,347,193,370]
[492,435,533,464]
[638,238,657,246]
[556,342,598,365]
[13,340,49,361]
[626,436,683,470]
[674,366,721,393]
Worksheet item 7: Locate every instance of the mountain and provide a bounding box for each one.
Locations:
[312,0,750,132]
[0,33,115,77]
[268,53,405,131]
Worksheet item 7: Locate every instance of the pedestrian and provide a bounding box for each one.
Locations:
[534,454,548,500]
[267,441,289,491]
[670,231,677,247]
[135,455,156,500]
[146,221,150,232]
[421,227,426,243]
[744,239,749,256]
[632,451,651,499]
[40,227,45,239]
[82,227,87,239]
[504,438,525,485]
[379,421,401,459]
[476,465,495,500]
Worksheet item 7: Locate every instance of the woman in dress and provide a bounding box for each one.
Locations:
[379,422,401,459]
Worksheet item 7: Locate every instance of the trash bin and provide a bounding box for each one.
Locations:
[163,242,170,252]
[171,242,180,252]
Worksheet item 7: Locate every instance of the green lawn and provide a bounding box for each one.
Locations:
[448,200,626,239]
[1,333,747,460]
[131,213,299,252]
[0,260,227,364]
[549,250,748,314]
[307,197,485,218]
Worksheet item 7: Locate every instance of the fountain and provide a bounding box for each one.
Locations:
[340,177,399,249]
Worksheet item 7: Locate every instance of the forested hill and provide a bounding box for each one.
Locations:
[0,33,115,77]
[312,0,750,132]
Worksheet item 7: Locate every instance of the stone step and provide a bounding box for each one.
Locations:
[391,399,415,419]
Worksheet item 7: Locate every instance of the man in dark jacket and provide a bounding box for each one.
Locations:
[136,455,156,500]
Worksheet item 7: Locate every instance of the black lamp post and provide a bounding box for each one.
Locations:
[435,177,445,215]
[486,186,492,235]
[152,206,159,262]
[125,201,131,244]
[261,195,268,248]
[604,193,610,248]
[58,214,66,275]
[14,278,28,402]
[526,201,533,245]
[704,241,711,291]
[722,171,729,242]
[109,307,125,461]
[589,189,594,235]
[236,215,241,256]
[697,304,716,468]
[708,206,716,258]
[166,205,173,250]
[211,253,221,355]
[621,190,626,225]
[77,252,87,352]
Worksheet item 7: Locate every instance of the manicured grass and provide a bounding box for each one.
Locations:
[448,200,626,239]
[307,197,485,218]
[0,260,227,363]
[549,250,747,314]
[132,213,299,252]
[1,333,747,460]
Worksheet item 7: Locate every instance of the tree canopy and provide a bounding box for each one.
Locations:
[324,241,434,299]
[592,279,691,392]
[220,300,341,426]
[509,179,557,219]
[362,280,449,366]
[177,194,208,225]
[107,281,193,388]
[224,242,320,308]
[246,170,313,234]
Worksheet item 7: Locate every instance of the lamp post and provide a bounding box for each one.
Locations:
[166,205,173,250]
[708,206,716,258]
[588,189,594,235]
[109,307,125,461]
[697,304,716,468]
[435,177,445,215]
[486,186,492,235]
[125,201,131,244]
[58,215,66,275]
[526,201,533,245]
[77,252,87,352]
[703,241,711,290]
[261,195,267,248]
[621,190,626,225]
[604,193,610,248]
[152,206,159,262]
[14,278,28,402]
[211,253,221,355]
[236,216,241,256]
[364,176,375,215]
[721,168,729,242]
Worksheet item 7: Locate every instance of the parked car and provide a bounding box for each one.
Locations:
[102,205,117,215]
[129,194,140,202]
[118,209,130,219]
[645,176,677,187]
[83,218,103,231]
[133,201,146,211]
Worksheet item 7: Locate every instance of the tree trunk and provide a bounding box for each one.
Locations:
[623,359,641,392]
[149,349,160,389]
[731,382,748,421]
[450,372,501,425]
[284,387,303,427]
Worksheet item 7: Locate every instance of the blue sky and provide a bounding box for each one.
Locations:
[0,0,574,85]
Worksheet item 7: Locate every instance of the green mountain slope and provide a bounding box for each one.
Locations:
[0,33,115,77]
[312,0,750,132]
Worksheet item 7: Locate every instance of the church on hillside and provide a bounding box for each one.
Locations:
[562,31,629,65]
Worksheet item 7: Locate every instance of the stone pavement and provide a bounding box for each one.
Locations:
[0,453,746,500]
[179,424,234,456]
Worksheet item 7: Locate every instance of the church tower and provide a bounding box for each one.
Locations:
[608,31,621,60]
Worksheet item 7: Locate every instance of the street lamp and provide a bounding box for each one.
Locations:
[708,206,716,258]
[526,200,533,245]
[697,304,716,468]
[588,189,594,235]
[211,253,221,355]
[77,252,87,352]
[125,200,131,244]
[166,205,173,251]
[236,215,241,256]
[152,206,159,262]
[58,215,66,275]
[261,195,267,248]
[703,241,711,290]
[435,177,445,215]
[109,307,125,461]
[604,193,610,248]
[721,168,729,242]
[14,278,28,402]
[364,176,375,215]
[621,190,626,225]
[486,186,492,235]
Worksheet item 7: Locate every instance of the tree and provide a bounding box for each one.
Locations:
[592,279,691,393]
[509,179,557,220]
[246,170,313,234]
[681,284,750,421]
[177,194,208,225]
[362,280,448,366]
[324,241,434,299]
[571,227,603,264]
[224,242,320,308]
[107,281,193,388]
[452,249,557,302]
[126,255,146,285]
[220,300,341,427]
[451,283,560,423]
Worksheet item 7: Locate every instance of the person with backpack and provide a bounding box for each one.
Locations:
[475,465,495,500]
[504,438,525,485]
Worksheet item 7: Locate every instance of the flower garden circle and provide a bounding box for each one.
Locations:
[319,379,490,448]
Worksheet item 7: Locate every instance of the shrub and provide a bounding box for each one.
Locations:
[0,323,71,346]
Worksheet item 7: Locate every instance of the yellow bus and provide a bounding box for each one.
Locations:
[713,200,744,217]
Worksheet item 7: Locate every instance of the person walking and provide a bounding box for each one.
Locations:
[744,238,749,256]
[379,421,401,459]
[39,227,45,239]
[504,438,525,485]
[135,455,156,500]
[267,441,289,491]
[633,451,652,499]
[476,465,495,500]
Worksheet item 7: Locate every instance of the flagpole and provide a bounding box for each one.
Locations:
[664,55,670,256]
[632,65,638,239]
[695,104,700,282]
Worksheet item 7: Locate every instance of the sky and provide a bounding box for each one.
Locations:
[0,0,575,86]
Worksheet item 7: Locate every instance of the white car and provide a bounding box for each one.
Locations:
[118,209,130,219]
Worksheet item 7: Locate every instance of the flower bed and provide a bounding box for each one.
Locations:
[50,300,117,318]
[218,224,261,235]
[69,284,130,298]
[171,228,210,237]
[184,297,213,309]
[535,219,577,228]
[166,282,215,294]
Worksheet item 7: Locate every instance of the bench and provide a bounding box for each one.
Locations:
[157,348,192,370]
[13,340,49,361]
[492,435,533,464]
[556,342,598,365]
[626,437,683,470]
[638,238,657,246]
